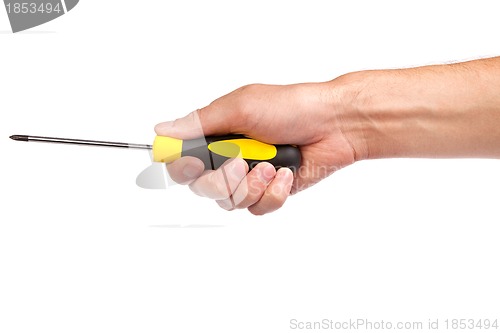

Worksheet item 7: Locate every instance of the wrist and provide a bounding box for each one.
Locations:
[323,71,374,162]
[330,67,465,160]
[333,69,413,161]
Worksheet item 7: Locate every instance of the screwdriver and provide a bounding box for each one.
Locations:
[9,134,302,171]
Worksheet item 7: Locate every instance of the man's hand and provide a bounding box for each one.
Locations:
[155,57,500,215]
[155,83,359,215]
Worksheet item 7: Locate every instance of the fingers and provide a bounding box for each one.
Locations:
[217,166,294,215]
[155,110,206,140]
[166,156,205,185]
[187,158,249,200]
[247,168,294,215]
[154,90,247,140]
[167,157,249,198]
[216,162,276,210]
[155,84,276,141]
[167,157,293,214]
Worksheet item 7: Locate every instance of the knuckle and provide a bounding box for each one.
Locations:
[236,83,259,95]
[234,84,262,115]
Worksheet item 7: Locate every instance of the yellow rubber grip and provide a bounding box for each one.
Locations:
[152,134,302,172]
[207,138,277,160]
[152,136,278,163]
[152,136,183,163]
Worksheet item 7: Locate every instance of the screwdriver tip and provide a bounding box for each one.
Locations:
[10,135,28,141]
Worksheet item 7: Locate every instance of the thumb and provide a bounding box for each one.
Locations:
[155,104,246,140]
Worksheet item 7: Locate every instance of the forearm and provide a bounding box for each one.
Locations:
[334,57,500,160]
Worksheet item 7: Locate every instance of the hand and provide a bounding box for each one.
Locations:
[155,57,500,215]
[155,82,359,215]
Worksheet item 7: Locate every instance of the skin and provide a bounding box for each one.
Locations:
[155,57,500,215]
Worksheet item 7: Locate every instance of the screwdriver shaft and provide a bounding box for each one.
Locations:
[9,135,152,150]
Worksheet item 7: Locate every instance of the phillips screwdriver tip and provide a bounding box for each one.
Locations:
[10,135,28,141]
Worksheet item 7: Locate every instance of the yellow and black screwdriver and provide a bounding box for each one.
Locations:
[9,134,302,171]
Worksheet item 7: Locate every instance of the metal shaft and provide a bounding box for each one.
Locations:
[9,135,152,150]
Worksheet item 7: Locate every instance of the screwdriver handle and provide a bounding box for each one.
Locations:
[152,134,302,172]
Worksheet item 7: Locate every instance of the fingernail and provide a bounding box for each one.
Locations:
[276,167,293,179]
[257,163,276,184]
[154,121,174,134]
[183,164,202,178]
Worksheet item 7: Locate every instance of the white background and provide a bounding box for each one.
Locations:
[1,1,499,332]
